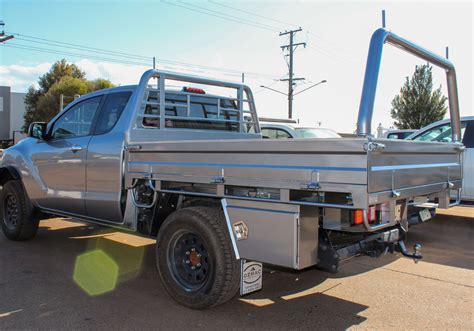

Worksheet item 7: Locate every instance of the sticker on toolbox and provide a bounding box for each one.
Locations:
[419,208,432,222]
[240,260,262,296]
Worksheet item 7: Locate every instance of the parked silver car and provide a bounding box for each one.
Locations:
[407,116,474,201]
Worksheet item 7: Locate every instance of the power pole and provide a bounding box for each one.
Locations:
[279,28,306,119]
[0,21,14,43]
[60,94,64,112]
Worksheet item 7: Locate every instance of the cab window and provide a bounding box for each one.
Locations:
[51,96,102,139]
[95,92,132,135]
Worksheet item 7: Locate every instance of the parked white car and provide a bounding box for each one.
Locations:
[259,119,341,139]
[407,116,474,201]
[383,129,417,140]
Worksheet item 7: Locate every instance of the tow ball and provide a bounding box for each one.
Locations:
[397,241,423,263]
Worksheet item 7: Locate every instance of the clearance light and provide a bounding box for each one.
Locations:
[183,87,206,94]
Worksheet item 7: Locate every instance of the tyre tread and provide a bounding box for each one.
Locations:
[1,180,39,241]
[156,205,240,309]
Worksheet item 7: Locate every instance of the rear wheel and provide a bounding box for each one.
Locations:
[0,180,39,241]
[156,206,240,309]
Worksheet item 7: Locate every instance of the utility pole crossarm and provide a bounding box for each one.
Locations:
[279,27,302,36]
[280,77,305,82]
[280,42,306,50]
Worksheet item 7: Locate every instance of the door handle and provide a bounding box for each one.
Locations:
[70,145,83,153]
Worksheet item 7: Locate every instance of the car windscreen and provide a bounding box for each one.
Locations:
[295,128,341,138]
[412,122,467,143]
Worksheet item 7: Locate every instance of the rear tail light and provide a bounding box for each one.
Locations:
[352,205,378,226]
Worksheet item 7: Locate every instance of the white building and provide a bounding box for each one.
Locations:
[0,86,27,142]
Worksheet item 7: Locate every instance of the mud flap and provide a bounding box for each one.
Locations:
[240,259,263,296]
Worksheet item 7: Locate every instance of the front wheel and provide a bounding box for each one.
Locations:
[156,206,240,309]
[0,180,39,241]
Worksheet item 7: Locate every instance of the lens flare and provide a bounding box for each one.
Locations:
[73,250,119,296]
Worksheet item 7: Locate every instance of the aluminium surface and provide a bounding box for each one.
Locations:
[358,29,461,141]
[223,199,319,270]
[368,138,462,194]
[125,135,461,210]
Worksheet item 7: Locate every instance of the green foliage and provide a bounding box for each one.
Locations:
[390,64,447,129]
[23,86,43,132]
[87,78,114,92]
[22,59,115,132]
[38,59,85,93]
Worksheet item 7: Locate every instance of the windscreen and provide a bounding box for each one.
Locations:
[295,128,341,138]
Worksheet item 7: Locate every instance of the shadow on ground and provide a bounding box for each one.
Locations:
[0,210,472,329]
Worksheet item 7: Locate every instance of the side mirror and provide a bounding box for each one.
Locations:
[28,122,47,140]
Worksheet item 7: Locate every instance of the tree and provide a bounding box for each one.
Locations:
[22,60,114,132]
[87,78,114,92]
[390,64,447,129]
[38,59,85,93]
[33,77,90,125]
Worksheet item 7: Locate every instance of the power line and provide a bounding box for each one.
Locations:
[304,30,364,64]
[2,43,150,67]
[2,43,244,79]
[9,33,150,60]
[166,1,361,66]
[191,2,362,65]
[209,1,297,30]
[179,1,282,31]
[2,43,282,85]
[6,31,279,79]
[163,1,280,32]
[14,36,150,61]
[3,43,240,78]
[181,1,357,64]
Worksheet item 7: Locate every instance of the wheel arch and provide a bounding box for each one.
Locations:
[144,194,221,236]
[0,166,22,186]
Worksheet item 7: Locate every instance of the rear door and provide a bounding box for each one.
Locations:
[85,91,132,222]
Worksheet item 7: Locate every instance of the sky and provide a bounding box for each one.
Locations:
[1,0,473,133]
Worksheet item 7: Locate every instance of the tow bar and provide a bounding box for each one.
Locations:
[317,229,423,273]
[397,241,423,263]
